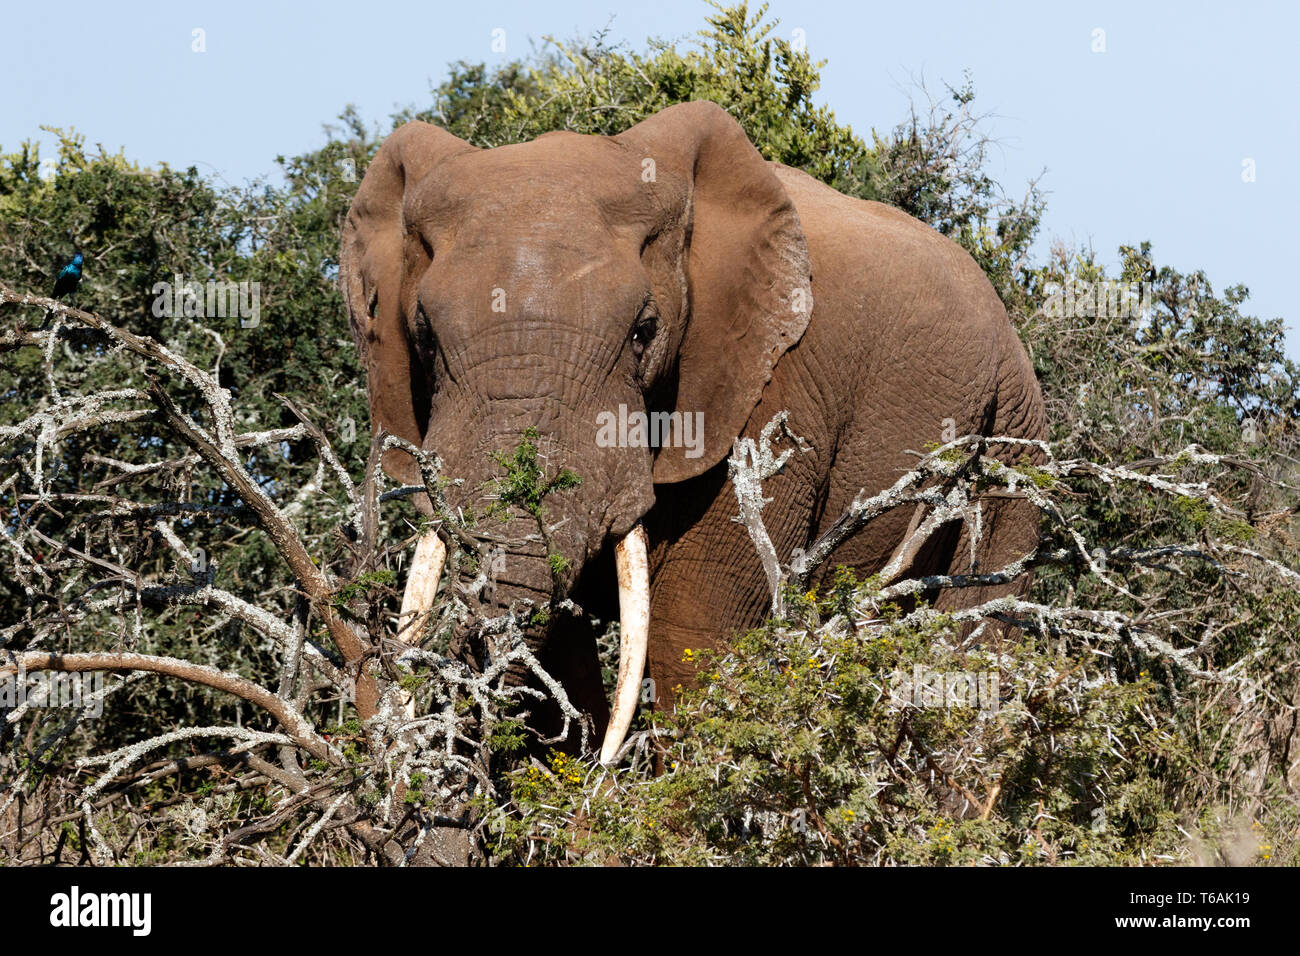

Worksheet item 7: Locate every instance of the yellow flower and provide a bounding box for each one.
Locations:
[804,590,817,601]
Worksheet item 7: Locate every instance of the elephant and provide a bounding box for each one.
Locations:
[340,100,1047,764]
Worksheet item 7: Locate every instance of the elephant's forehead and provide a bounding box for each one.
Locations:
[407,134,655,225]
[430,233,635,304]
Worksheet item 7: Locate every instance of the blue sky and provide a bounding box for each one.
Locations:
[6,1,1297,359]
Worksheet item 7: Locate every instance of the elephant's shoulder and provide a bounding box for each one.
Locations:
[770,162,970,266]
[769,162,1000,321]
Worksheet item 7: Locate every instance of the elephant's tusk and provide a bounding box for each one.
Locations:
[396,530,445,719]
[399,530,446,645]
[600,523,651,765]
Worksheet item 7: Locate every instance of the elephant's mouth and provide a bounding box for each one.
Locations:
[397,523,651,764]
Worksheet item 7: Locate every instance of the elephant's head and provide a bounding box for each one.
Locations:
[340,101,812,760]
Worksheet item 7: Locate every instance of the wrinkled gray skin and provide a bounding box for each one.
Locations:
[341,101,1047,752]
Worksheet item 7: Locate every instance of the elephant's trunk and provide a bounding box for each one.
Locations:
[396,519,650,762]
[394,396,655,755]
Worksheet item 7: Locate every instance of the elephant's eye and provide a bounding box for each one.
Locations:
[414,300,436,355]
[631,312,658,359]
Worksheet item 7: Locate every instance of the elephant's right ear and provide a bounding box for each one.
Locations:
[614,102,813,484]
[340,122,477,486]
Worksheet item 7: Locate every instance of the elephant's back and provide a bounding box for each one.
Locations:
[768,161,1037,425]
[765,158,1045,509]
[753,165,1048,636]
[769,161,1007,337]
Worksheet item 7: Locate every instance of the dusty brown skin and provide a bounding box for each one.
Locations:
[340,101,1047,750]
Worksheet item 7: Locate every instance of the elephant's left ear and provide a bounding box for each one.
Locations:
[615,101,813,483]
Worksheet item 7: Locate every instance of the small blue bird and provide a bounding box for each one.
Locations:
[52,252,84,302]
